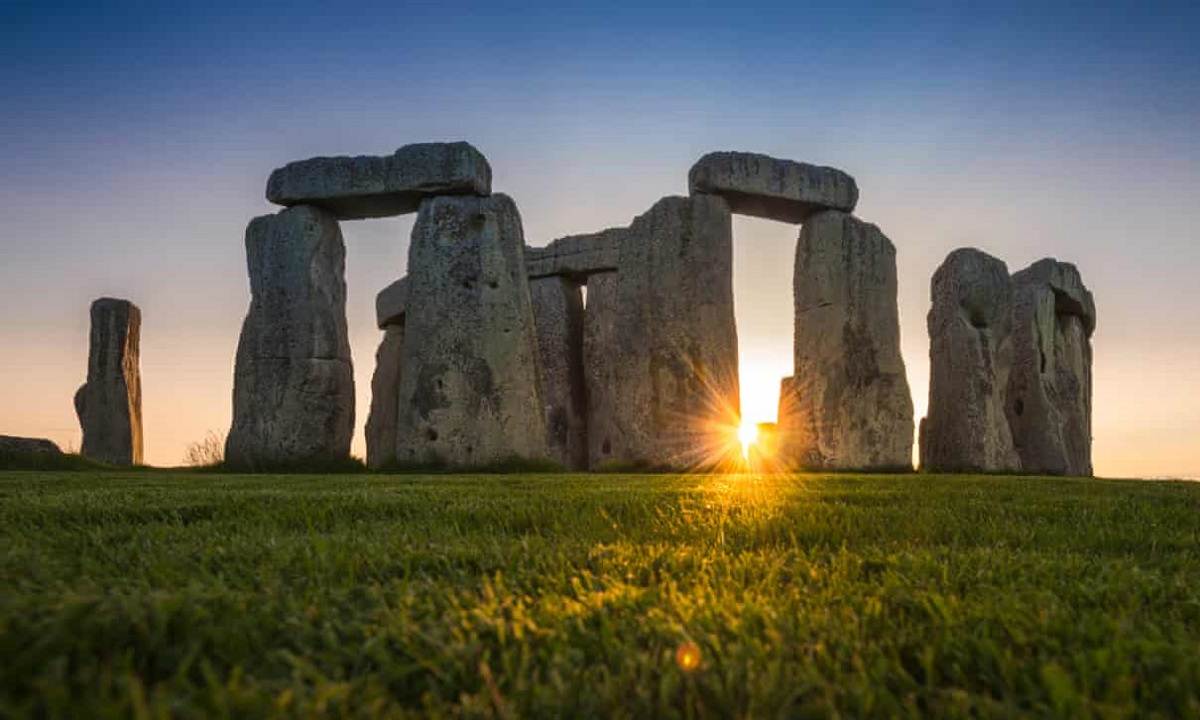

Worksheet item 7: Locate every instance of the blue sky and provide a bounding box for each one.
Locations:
[2,0,1198,475]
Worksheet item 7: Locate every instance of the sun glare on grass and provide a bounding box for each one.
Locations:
[737,420,758,459]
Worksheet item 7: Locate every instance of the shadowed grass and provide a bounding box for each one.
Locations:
[1,472,1198,717]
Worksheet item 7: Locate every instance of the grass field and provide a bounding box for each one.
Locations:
[2,471,1199,718]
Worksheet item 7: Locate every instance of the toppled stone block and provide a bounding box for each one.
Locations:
[75,298,142,466]
[530,276,588,470]
[526,229,621,279]
[688,151,858,224]
[376,277,409,329]
[0,436,63,456]
[920,248,1021,472]
[266,142,492,220]
[1006,259,1096,476]
[395,194,548,466]
[226,205,354,467]
[789,211,913,470]
[586,195,742,470]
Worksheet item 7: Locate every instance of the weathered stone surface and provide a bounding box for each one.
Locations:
[920,248,1020,472]
[530,276,587,470]
[226,205,354,467]
[526,229,621,279]
[0,435,62,455]
[365,325,405,469]
[688,151,858,224]
[395,194,548,465]
[1006,259,1095,476]
[376,277,409,329]
[75,298,142,466]
[586,195,741,470]
[266,142,492,220]
[789,210,913,470]
[776,375,800,467]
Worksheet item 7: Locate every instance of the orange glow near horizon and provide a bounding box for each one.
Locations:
[737,420,758,459]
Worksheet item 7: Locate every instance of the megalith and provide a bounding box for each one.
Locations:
[266,142,492,220]
[789,210,913,470]
[395,194,548,466]
[226,205,354,467]
[365,277,408,469]
[920,249,1020,472]
[1006,259,1096,476]
[530,276,587,470]
[74,298,142,466]
[689,151,858,224]
[585,195,741,470]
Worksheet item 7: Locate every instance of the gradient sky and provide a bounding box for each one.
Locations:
[2,1,1198,477]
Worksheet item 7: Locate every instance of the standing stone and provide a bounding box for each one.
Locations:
[586,195,741,470]
[266,142,492,220]
[689,151,858,224]
[1006,259,1096,476]
[530,276,588,470]
[395,194,548,466]
[365,277,409,469]
[582,271,625,468]
[776,375,801,468]
[74,298,142,466]
[366,325,405,469]
[226,205,354,467]
[790,210,913,470]
[920,249,1020,472]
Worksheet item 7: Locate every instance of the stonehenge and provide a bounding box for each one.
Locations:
[75,298,142,466]
[920,251,1095,476]
[920,249,1021,473]
[225,139,1095,476]
[225,205,355,467]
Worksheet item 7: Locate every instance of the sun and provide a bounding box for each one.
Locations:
[737,420,758,458]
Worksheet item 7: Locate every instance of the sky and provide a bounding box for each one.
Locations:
[2,0,1198,477]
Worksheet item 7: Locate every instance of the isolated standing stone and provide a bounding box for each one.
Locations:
[395,194,548,466]
[74,298,142,466]
[789,210,913,470]
[688,151,858,224]
[920,249,1020,472]
[226,205,354,467]
[530,276,588,470]
[1006,259,1096,476]
[586,195,741,469]
[266,142,492,220]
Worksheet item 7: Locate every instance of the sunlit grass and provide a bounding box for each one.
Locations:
[2,471,1199,717]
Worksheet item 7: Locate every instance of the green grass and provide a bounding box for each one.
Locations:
[1,472,1198,718]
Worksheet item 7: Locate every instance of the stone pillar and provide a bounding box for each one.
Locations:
[586,195,741,470]
[225,205,354,467]
[75,297,142,466]
[530,276,587,470]
[791,210,913,470]
[365,278,409,469]
[395,194,548,466]
[1006,259,1095,476]
[919,248,1020,472]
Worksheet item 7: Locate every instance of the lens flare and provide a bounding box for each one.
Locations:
[675,642,701,672]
